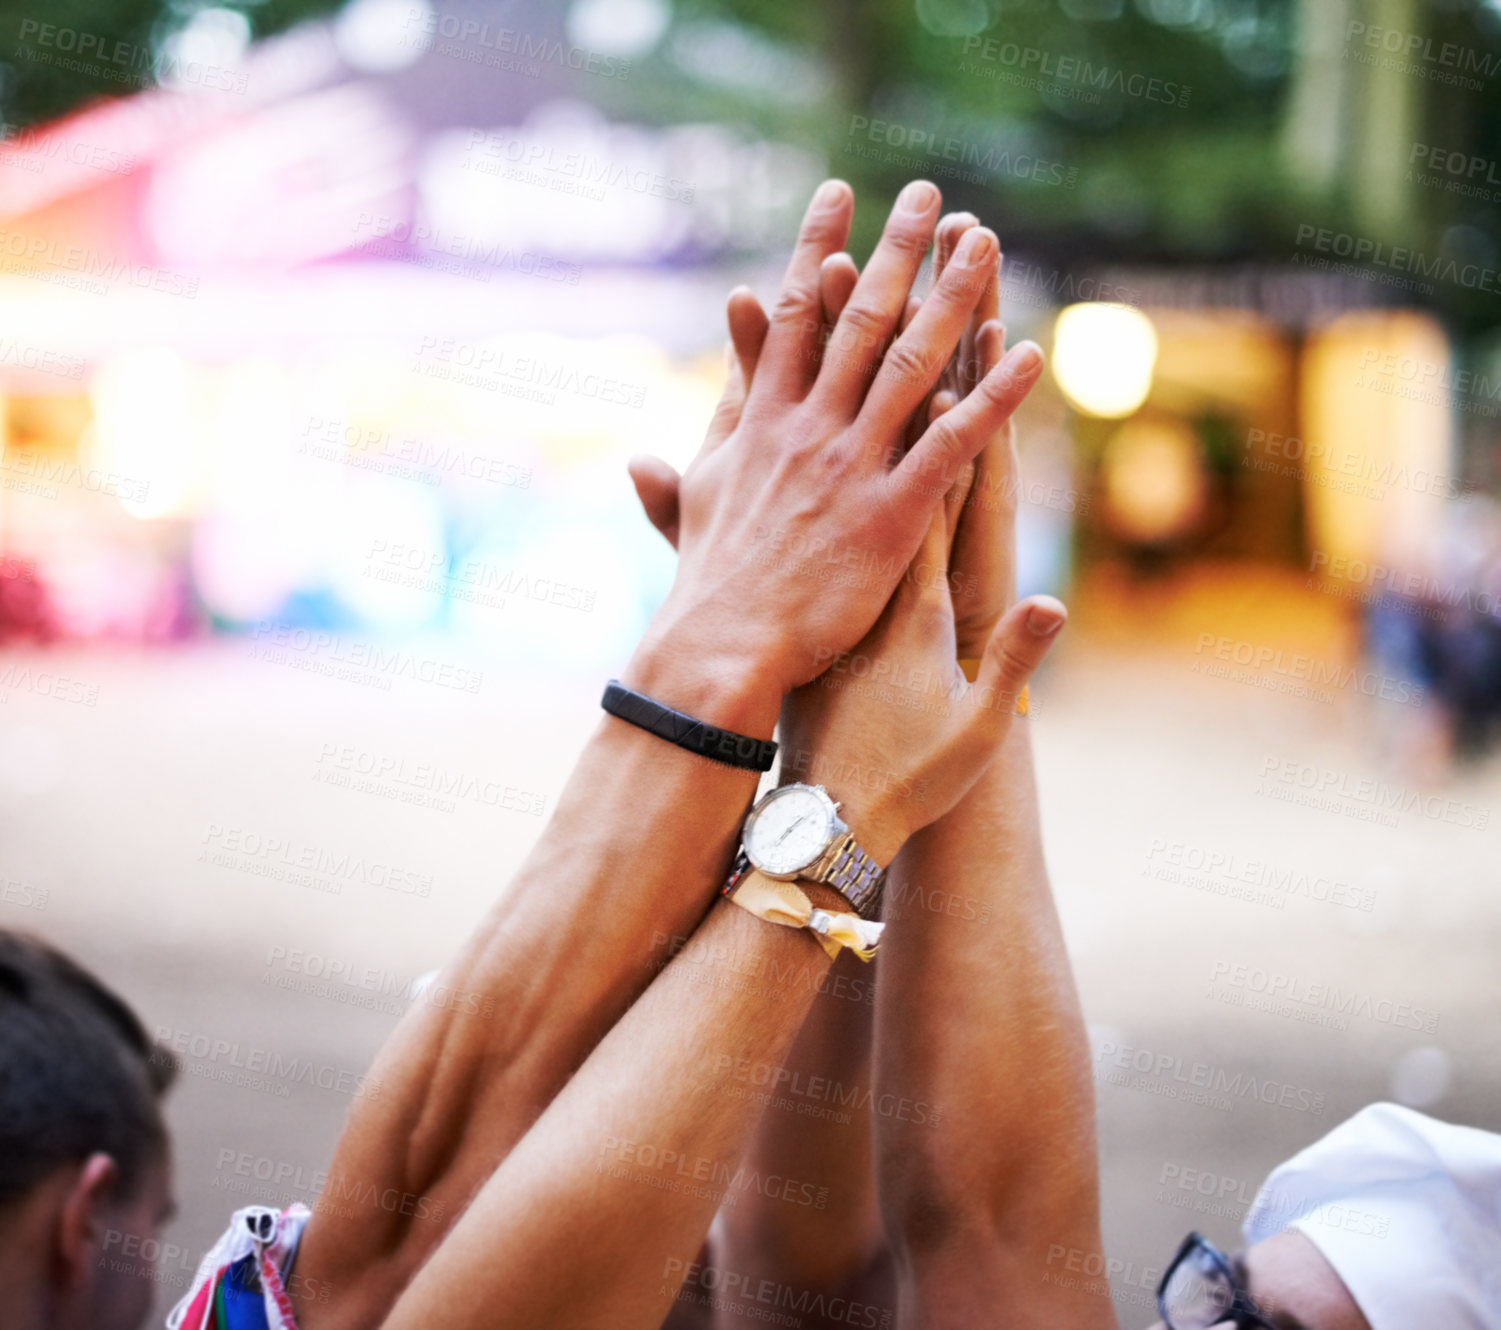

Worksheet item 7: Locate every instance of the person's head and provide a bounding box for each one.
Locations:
[0,930,177,1330]
[1149,1227,1370,1330]
[1150,1103,1501,1330]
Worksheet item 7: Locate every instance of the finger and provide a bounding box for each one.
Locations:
[954,318,1002,489]
[979,253,1001,332]
[973,595,1066,724]
[958,247,1001,397]
[700,341,749,453]
[814,179,942,415]
[895,496,952,616]
[903,379,952,462]
[917,498,948,582]
[749,179,854,401]
[897,297,934,455]
[951,317,1005,487]
[819,252,859,326]
[727,286,770,388]
[977,319,1005,375]
[858,225,997,436]
[891,340,1043,507]
[950,318,1009,541]
[933,213,979,397]
[947,318,1018,653]
[627,454,683,549]
[932,211,977,290]
[941,457,973,558]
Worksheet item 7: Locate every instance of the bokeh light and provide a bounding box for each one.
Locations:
[1051,302,1158,418]
[86,348,196,520]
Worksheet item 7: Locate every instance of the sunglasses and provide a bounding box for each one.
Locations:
[1157,1232,1278,1330]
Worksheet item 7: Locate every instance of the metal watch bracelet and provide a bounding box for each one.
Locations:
[809,831,886,920]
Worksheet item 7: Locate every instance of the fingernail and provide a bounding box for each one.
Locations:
[812,179,849,210]
[1026,600,1066,636]
[897,180,939,213]
[957,227,997,264]
[1005,340,1043,375]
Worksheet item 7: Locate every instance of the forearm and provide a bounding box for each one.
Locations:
[367,699,765,1174]
[295,640,778,1322]
[703,730,1085,1325]
[873,720,1108,1322]
[709,951,885,1319]
[381,900,838,1330]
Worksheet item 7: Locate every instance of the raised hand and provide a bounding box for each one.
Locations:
[775,460,1065,863]
[810,206,1034,658]
[621,180,1044,742]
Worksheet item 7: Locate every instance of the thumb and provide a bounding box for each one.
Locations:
[627,454,682,550]
[973,595,1066,721]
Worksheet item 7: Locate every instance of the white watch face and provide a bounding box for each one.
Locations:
[744,785,835,877]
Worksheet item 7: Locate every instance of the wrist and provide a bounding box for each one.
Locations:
[837,794,908,868]
[622,613,781,742]
[797,879,856,916]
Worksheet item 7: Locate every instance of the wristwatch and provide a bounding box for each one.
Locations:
[730,783,887,920]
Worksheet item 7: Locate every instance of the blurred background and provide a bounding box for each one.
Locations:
[1,0,1500,1320]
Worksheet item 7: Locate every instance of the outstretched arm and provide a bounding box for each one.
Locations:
[291,180,1038,1328]
[380,896,845,1330]
[875,721,1111,1329]
[378,398,1065,1330]
[683,214,1111,1329]
[870,303,1110,1328]
[684,212,990,1324]
[705,953,885,1320]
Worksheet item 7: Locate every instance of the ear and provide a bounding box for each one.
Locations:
[56,1153,119,1290]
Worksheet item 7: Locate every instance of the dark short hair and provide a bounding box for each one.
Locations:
[0,930,177,1210]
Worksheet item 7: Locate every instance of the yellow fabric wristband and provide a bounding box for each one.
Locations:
[726,870,884,962]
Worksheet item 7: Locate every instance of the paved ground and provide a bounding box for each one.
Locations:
[2,581,1498,1324]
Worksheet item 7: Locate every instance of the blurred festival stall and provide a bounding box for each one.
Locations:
[0,0,822,670]
[1,0,1499,754]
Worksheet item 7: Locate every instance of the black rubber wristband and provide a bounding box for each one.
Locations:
[602,680,777,772]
